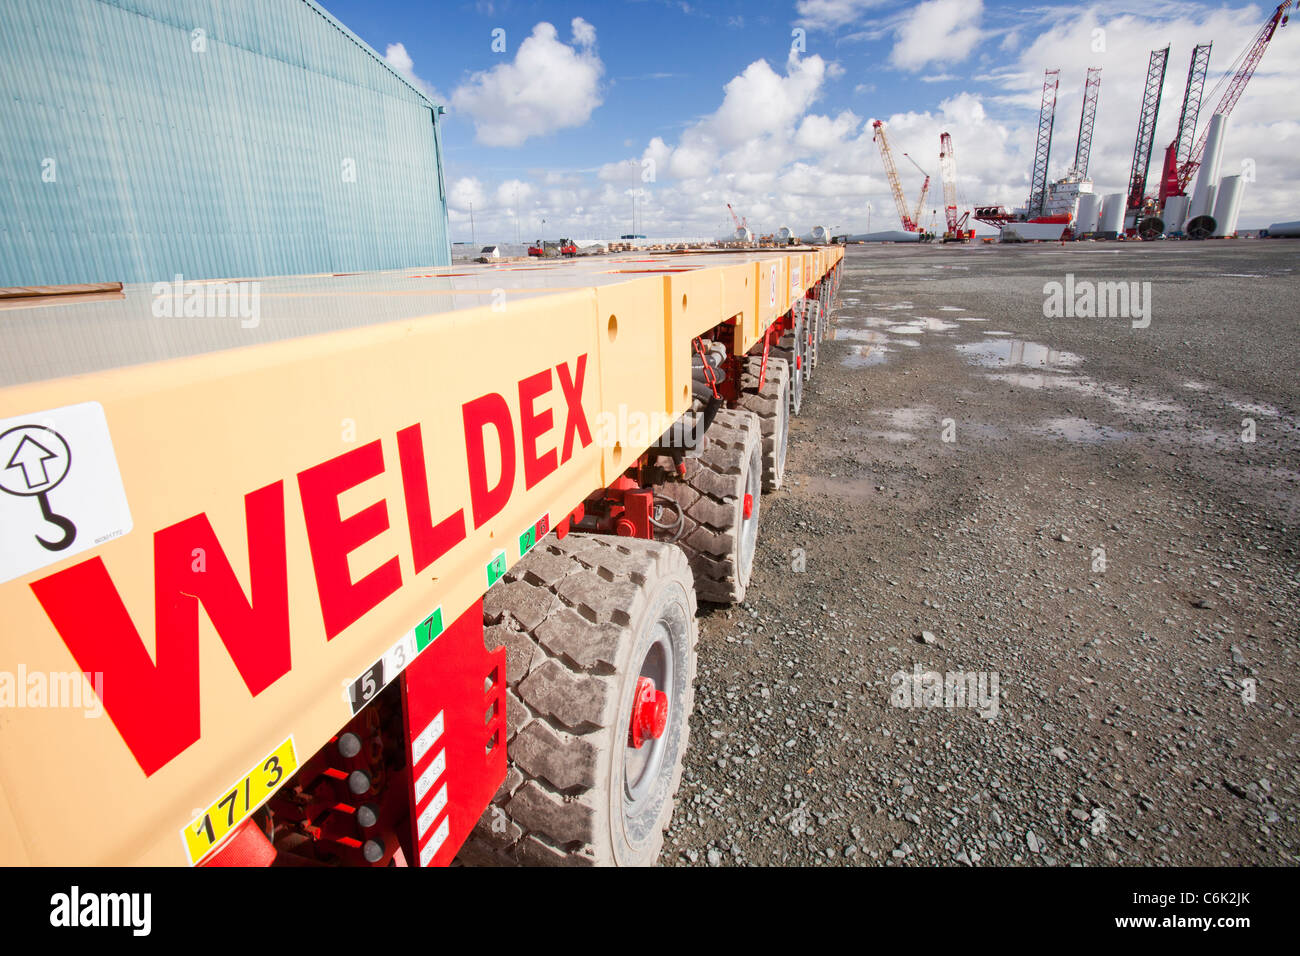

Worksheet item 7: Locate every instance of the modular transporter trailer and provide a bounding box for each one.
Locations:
[0,247,842,866]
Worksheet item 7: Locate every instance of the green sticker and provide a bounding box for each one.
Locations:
[518,525,537,556]
[486,551,508,587]
[415,607,444,652]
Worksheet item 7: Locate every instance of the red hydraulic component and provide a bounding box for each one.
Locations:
[615,488,655,539]
[198,817,277,867]
[628,677,668,749]
[742,492,753,520]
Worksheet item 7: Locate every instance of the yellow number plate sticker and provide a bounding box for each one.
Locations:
[181,736,297,864]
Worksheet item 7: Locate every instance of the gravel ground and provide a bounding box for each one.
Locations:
[664,239,1299,867]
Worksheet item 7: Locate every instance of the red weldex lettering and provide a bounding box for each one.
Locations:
[298,440,403,640]
[29,482,291,777]
[26,354,594,776]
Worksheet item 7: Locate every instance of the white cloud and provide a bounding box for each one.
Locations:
[447,177,487,213]
[383,42,444,103]
[891,0,984,71]
[451,19,604,147]
[707,53,828,147]
[795,0,891,31]
[795,111,862,151]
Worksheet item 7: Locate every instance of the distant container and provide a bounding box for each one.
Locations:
[1076,194,1101,235]
[1265,221,1300,237]
[1163,195,1191,235]
[1097,193,1126,238]
[849,231,922,243]
[1212,176,1245,237]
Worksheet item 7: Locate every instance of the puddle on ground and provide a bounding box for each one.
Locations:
[842,347,892,367]
[1182,381,1212,391]
[987,372,1183,415]
[957,339,1082,369]
[881,302,915,310]
[983,330,1014,336]
[954,316,988,322]
[938,306,966,311]
[899,317,960,332]
[1034,417,1130,442]
[889,325,925,334]
[801,475,878,499]
[836,328,891,343]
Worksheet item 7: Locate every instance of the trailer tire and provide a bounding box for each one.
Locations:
[805,303,821,374]
[655,407,763,604]
[737,355,789,491]
[459,534,697,867]
[773,311,804,417]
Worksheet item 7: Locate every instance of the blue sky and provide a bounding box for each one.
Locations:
[319,0,1300,238]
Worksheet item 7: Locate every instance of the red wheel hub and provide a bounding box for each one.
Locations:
[742,492,753,519]
[629,676,668,749]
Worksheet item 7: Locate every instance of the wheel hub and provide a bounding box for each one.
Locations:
[628,676,668,749]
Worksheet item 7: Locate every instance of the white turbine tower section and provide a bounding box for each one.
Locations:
[1076,194,1101,234]
[1212,175,1245,236]
[1098,193,1126,236]
[1163,195,1190,234]
[1189,114,1227,221]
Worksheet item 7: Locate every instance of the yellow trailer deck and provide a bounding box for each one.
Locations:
[0,246,842,865]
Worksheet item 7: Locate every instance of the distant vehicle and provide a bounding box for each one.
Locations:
[528,239,576,258]
[620,234,646,240]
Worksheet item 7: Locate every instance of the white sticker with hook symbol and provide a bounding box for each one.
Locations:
[0,401,132,584]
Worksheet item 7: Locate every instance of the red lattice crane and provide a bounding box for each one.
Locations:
[1070,67,1102,180]
[1026,70,1060,219]
[938,132,971,239]
[1126,46,1170,215]
[1177,1,1291,192]
[872,120,917,232]
[903,153,931,234]
[726,202,749,234]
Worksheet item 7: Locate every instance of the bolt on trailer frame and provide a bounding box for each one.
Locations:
[0,246,842,866]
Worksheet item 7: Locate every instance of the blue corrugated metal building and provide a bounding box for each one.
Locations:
[0,0,450,286]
